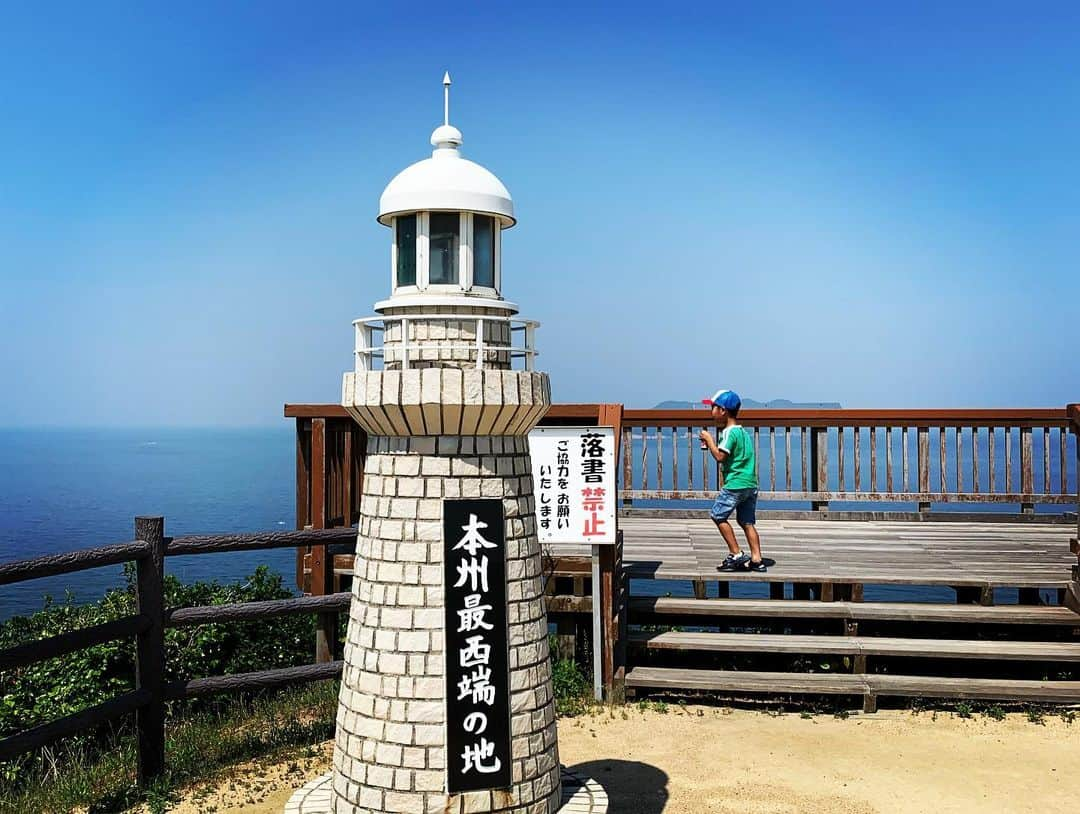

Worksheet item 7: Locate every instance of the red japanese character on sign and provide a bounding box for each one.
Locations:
[581,487,605,512]
[581,486,606,537]
[582,514,606,537]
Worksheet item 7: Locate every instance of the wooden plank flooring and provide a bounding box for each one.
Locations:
[629,597,1080,625]
[547,518,1076,590]
[630,631,1080,661]
[625,666,1080,703]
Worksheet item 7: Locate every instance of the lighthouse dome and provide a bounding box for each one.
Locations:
[377,125,515,228]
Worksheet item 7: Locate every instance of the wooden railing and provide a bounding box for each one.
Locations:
[0,519,354,784]
[1068,404,1080,612]
[285,403,627,696]
[283,402,1079,698]
[290,409,366,663]
[622,408,1079,518]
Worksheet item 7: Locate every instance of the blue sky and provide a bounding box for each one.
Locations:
[2,3,1078,426]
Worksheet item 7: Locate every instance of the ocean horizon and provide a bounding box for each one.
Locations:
[1,425,1074,620]
[0,426,297,620]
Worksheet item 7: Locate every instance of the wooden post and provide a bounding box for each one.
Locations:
[810,426,828,512]
[134,516,166,785]
[554,616,576,662]
[621,426,633,508]
[1020,426,1035,514]
[310,418,336,663]
[295,418,311,592]
[342,426,353,528]
[1068,404,1080,612]
[596,404,624,701]
[598,545,617,700]
[917,427,931,513]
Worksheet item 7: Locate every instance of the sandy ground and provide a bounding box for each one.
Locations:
[162,706,1079,814]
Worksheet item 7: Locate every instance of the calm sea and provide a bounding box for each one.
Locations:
[0,427,297,620]
[1,427,1073,620]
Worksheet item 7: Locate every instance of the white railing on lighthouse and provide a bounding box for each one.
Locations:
[353,314,539,372]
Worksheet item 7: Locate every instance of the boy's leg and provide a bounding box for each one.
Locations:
[740,522,763,563]
[710,490,744,558]
[736,489,763,563]
[713,518,741,555]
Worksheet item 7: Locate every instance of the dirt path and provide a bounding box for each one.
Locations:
[165,706,1079,814]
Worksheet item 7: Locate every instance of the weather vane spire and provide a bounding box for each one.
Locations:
[443,71,451,126]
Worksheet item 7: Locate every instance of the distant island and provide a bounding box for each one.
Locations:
[652,398,843,409]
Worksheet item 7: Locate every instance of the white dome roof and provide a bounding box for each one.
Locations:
[378,126,515,228]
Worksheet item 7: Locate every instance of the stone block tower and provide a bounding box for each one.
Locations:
[330,74,560,814]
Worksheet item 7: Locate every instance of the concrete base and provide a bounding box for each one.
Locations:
[285,769,609,814]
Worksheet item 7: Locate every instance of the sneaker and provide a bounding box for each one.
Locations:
[745,559,768,572]
[718,553,750,572]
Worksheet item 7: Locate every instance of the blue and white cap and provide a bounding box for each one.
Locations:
[702,389,741,411]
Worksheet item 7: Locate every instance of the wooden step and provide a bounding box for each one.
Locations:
[1067,582,1080,615]
[625,666,1080,703]
[630,597,1080,625]
[630,631,1080,661]
[624,565,1070,589]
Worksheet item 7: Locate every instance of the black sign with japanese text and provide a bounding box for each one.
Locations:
[443,499,511,793]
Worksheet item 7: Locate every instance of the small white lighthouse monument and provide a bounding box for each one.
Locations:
[286,74,572,814]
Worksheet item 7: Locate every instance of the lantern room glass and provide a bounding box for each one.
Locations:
[429,212,459,285]
[395,214,416,287]
[473,215,495,288]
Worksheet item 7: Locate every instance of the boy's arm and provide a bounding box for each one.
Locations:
[699,430,728,464]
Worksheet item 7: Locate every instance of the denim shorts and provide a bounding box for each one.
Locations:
[710,487,758,525]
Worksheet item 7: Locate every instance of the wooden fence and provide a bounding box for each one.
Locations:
[0,519,355,784]
[7,404,1073,784]
[288,406,1080,546]
[286,403,1080,687]
[286,403,627,693]
[621,407,1080,518]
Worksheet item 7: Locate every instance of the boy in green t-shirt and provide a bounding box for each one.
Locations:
[698,389,767,572]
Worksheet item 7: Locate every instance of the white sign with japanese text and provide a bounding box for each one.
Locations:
[528,426,617,545]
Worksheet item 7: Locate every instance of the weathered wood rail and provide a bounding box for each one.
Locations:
[0,521,354,784]
[4,402,1077,783]
[1069,403,1080,613]
[286,403,628,698]
[621,407,1078,518]
[288,402,1080,709]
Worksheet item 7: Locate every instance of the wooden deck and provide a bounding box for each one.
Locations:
[287,403,1080,707]
[550,517,1076,592]
[592,517,1080,709]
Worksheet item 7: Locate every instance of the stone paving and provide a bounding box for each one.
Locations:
[286,769,608,814]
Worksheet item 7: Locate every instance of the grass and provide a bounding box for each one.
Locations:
[9,654,1077,812]
[3,655,601,812]
[0,680,339,814]
[551,656,596,717]
[982,705,1006,721]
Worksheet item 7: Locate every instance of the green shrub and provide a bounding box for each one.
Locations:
[982,705,1006,721]
[0,565,315,741]
[551,658,592,716]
